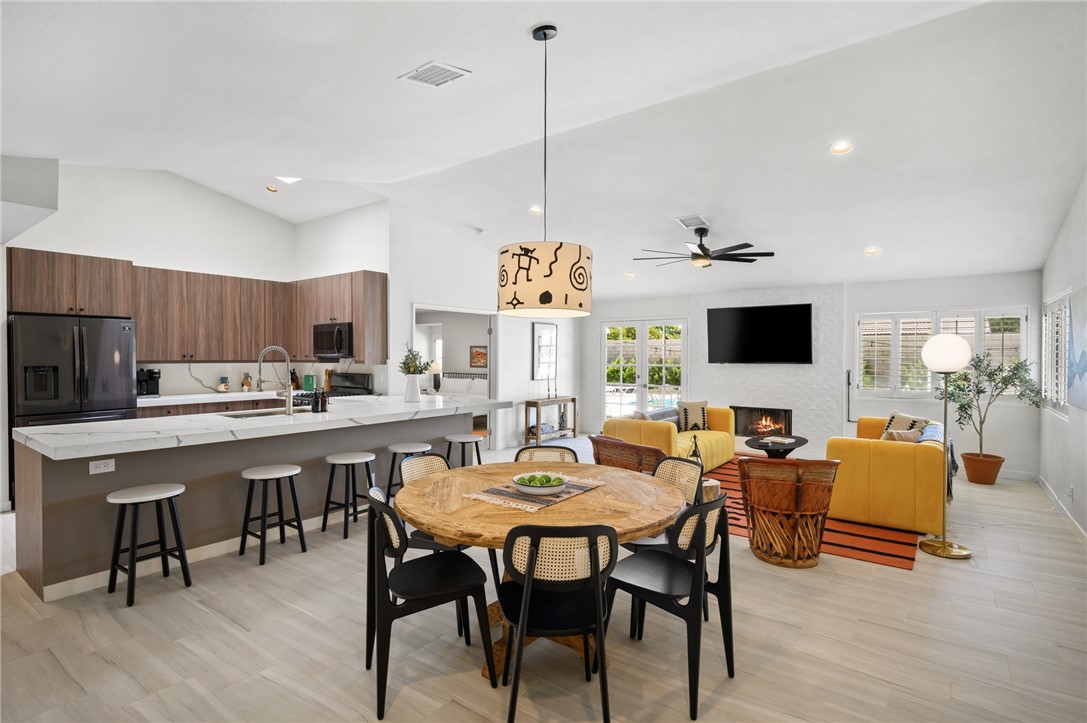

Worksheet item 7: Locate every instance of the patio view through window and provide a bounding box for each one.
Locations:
[604,322,683,418]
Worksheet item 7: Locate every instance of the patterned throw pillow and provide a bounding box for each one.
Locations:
[644,407,681,430]
[678,400,709,431]
[918,423,944,443]
[883,410,931,435]
[881,429,923,443]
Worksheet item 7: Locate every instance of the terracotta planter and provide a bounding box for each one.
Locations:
[961,452,1004,485]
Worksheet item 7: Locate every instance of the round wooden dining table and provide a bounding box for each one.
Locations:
[393,461,686,549]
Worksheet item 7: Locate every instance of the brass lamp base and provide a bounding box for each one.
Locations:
[919,538,972,559]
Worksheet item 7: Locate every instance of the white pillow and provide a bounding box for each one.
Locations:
[468,378,489,396]
[440,377,469,394]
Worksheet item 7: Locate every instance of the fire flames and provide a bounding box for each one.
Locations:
[752,415,785,435]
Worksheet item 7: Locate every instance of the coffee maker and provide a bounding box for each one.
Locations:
[137,368,161,397]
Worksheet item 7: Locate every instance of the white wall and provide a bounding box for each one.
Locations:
[293,202,389,277]
[846,270,1043,481]
[9,165,297,278]
[1041,173,1087,535]
[581,284,844,459]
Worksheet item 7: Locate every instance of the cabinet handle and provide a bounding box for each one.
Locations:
[78,307,85,313]
[68,307,75,313]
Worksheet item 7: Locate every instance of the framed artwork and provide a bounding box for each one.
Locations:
[533,322,557,380]
[469,345,489,368]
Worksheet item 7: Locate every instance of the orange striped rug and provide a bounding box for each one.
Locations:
[705,459,920,570]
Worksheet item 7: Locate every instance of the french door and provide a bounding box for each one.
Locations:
[602,320,685,419]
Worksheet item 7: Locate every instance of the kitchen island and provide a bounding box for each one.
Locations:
[12,394,512,600]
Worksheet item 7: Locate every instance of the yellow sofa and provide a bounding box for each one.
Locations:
[826,416,945,535]
[601,407,735,472]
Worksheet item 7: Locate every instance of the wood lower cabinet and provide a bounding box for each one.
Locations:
[136,398,287,418]
[8,247,132,317]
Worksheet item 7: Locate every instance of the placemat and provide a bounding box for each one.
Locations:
[463,477,605,512]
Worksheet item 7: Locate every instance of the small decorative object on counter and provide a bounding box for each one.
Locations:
[310,391,322,413]
[303,374,315,392]
[241,372,253,392]
[398,343,432,403]
[216,376,230,392]
[290,369,300,390]
[319,389,329,412]
[323,369,334,392]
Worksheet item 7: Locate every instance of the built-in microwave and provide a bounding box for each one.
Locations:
[313,322,353,359]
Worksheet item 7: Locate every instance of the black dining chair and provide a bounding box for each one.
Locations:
[499,524,618,723]
[605,494,734,720]
[365,487,497,720]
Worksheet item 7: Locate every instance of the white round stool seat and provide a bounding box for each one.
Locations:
[242,464,302,480]
[326,451,377,465]
[106,483,186,505]
[388,442,431,455]
[445,433,484,444]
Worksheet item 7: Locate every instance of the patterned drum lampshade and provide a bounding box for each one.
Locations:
[498,241,592,317]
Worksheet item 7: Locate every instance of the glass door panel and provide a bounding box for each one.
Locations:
[646,324,683,411]
[603,321,684,418]
[604,325,638,419]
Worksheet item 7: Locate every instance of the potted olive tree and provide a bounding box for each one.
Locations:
[938,353,1042,484]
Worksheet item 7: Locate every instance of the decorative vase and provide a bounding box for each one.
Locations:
[961,452,1004,485]
[404,374,422,402]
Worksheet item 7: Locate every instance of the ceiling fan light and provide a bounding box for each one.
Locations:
[691,256,711,268]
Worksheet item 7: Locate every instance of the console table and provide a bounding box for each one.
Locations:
[524,396,578,446]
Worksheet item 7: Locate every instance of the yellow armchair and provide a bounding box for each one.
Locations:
[602,407,735,471]
[826,416,945,535]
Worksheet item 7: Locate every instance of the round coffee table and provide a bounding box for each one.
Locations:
[745,435,808,459]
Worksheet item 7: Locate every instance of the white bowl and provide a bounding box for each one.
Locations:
[513,471,568,496]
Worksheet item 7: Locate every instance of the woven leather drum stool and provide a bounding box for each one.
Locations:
[239,464,307,565]
[737,458,840,568]
[106,483,192,606]
[444,433,484,468]
[321,451,376,539]
[386,442,431,496]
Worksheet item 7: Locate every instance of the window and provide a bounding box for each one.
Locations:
[1043,296,1069,407]
[857,307,1027,397]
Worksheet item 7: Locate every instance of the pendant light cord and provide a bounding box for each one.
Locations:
[542,33,549,243]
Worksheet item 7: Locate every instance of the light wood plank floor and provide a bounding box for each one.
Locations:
[2,439,1085,722]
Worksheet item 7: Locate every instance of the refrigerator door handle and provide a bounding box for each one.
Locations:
[73,325,83,403]
[79,325,89,403]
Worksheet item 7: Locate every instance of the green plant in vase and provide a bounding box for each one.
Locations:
[937,353,1041,484]
[398,344,432,401]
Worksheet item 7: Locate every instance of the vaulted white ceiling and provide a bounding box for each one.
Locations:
[3,2,1084,299]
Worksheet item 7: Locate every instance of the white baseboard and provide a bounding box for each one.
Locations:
[998,467,1037,482]
[1037,473,1087,542]
[42,511,353,602]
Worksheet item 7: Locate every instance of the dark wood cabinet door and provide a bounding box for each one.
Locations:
[221,276,267,361]
[181,272,223,361]
[7,248,77,314]
[75,255,133,317]
[351,270,388,364]
[315,273,352,323]
[135,266,181,361]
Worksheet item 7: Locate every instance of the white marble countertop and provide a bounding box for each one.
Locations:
[14,395,513,461]
[137,391,291,407]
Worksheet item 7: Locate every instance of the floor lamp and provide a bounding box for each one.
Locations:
[919,333,973,560]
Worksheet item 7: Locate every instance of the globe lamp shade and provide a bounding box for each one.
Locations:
[921,333,972,373]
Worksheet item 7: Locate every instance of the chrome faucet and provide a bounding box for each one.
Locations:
[256,345,294,416]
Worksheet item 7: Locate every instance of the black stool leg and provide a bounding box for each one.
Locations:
[107,504,126,593]
[126,503,140,607]
[475,440,483,466]
[365,461,375,491]
[460,443,466,468]
[239,479,255,556]
[275,479,287,544]
[167,496,192,587]
[259,480,269,565]
[387,452,399,496]
[155,500,170,578]
[342,465,351,539]
[321,463,336,532]
[289,475,307,553]
[446,441,453,463]
[350,464,360,522]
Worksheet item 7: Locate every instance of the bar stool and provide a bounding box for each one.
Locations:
[239,464,307,565]
[386,442,431,496]
[444,433,485,468]
[106,483,192,607]
[322,451,376,539]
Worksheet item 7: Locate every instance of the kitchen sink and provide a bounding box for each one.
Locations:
[219,408,312,419]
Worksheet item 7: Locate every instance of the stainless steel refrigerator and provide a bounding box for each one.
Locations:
[8,313,137,502]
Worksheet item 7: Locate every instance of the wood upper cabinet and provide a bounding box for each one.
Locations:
[351,270,388,364]
[136,268,222,361]
[181,272,223,361]
[221,277,274,361]
[8,247,133,317]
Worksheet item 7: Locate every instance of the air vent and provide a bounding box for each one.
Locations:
[398,61,472,87]
[674,214,709,229]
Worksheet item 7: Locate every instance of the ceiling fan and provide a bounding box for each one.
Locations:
[634,227,775,268]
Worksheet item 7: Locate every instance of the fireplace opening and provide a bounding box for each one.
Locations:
[732,406,792,436]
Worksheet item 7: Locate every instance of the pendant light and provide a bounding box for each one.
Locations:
[498,25,592,318]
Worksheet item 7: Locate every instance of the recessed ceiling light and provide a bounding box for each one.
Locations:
[863,246,881,255]
[274,177,302,184]
[829,140,854,155]
[265,185,278,193]
[623,271,636,278]
[528,205,544,215]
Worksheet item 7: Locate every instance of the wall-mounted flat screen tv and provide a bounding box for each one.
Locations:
[707,303,813,364]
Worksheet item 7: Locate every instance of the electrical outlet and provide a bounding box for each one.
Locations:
[89,458,115,475]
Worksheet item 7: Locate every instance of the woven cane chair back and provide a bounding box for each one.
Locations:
[367,487,407,557]
[653,456,704,505]
[588,434,665,473]
[503,525,617,592]
[399,453,450,486]
[514,445,579,463]
[667,495,727,560]
[737,458,840,568]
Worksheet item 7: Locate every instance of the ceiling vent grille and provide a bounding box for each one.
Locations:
[674,214,709,229]
[398,61,472,87]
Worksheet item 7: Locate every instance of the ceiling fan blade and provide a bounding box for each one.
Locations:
[655,259,688,267]
[718,257,757,263]
[641,248,688,256]
[709,242,753,256]
[684,242,703,255]
[720,251,775,258]
[634,256,689,261]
